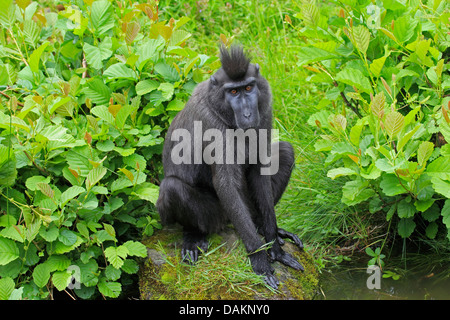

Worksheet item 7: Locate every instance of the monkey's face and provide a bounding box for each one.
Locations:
[224,77,260,130]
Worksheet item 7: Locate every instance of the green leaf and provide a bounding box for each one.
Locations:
[393,15,417,44]
[131,182,159,204]
[96,140,115,152]
[25,175,51,191]
[0,145,17,187]
[23,20,41,47]
[341,179,375,206]
[91,105,115,124]
[86,166,107,190]
[425,222,438,239]
[97,278,121,298]
[104,246,129,269]
[46,255,71,272]
[397,198,416,218]
[327,167,357,180]
[121,259,139,274]
[32,263,51,288]
[370,92,386,119]
[352,25,370,55]
[90,0,115,35]
[58,229,78,246]
[417,141,434,167]
[380,174,407,196]
[426,157,450,179]
[105,264,121,281]
[335,68,372,93]
[167,98,185,111]
[158,83,175,101]
[430,176,450,198]
[300,3,319,27]
[36,182,54,199]
[39,226,59,242]
[136,79,159,95]
[125,21,140,44]
[0,277,15,300]
[52,271,71,291]
[115,104,136,130]
[384,111,404,138]
[83,42,113,70]
[397,124,420,152]
[83,78,112,105]
[154,62,180,82]
[422,203,440,222]
[28,42,49,73]
[0,0,16,28]
[0,225,25,243]
[103,63,137,81]
[442,200,450,231]
[123,241,147,257]
[66,150,92,177]
[397,218,416,238]
[296,47,339,67]
[370,56,387,78]
[60,186,86,207]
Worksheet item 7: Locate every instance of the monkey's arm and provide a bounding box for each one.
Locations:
[247,168,304,272]
[211,164,279,289]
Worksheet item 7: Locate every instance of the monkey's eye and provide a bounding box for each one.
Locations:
[230,89,238,95]
[245,85,252,91]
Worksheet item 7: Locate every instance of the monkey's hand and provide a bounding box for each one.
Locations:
[277,228,303,249]
[249,250,279,289]
[269,246,305,272]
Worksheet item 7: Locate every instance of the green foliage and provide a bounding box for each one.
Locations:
[0,0,217,299]
[291,0,450,243]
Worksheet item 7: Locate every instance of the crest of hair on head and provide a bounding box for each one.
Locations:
[219,45,251,80]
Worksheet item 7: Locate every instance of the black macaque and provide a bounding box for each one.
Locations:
[156,46,304,289]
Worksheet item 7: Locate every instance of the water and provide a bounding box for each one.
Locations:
[317,262,450,300]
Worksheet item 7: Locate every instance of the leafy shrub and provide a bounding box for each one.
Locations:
[288,0,450,242]
[0,0,217,299]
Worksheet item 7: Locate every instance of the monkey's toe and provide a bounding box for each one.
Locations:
[264,274,279,290]
[278,252,304,272]
[277,228,303,249]
[181,231,208,264]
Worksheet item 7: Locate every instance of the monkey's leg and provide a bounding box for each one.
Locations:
[269,141,304,250]
[157,176,225,263]
[247,142,304,272]
[212,164,279,289]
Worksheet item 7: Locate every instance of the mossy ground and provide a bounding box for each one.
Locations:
[139,226,319,300]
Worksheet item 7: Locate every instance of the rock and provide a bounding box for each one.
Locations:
[139,226,319,300]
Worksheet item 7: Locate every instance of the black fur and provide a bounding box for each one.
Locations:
[219,45,251,80]
[156,47,304,289]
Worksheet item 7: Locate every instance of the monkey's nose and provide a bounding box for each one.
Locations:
[243,112,251,119]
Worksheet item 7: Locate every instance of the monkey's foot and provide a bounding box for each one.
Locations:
[277,228,303,249]
[181,231,209,264]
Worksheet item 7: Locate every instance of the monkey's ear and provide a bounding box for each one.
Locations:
[255,63,260,75]
[210,75,218,86]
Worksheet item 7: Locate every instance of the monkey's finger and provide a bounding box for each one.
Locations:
[278,253,304,272]
[278,228,303,249]
[264,274,279,290]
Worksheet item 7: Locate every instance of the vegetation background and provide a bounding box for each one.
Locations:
[0,0,448,299]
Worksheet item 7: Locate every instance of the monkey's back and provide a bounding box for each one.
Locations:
[161,81,216,189]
